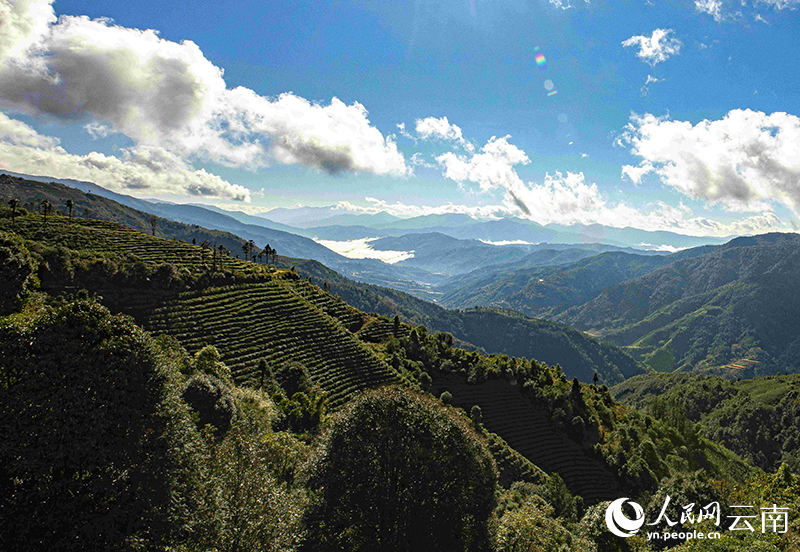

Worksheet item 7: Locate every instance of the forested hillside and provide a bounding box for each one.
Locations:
[439,249,706,317]
[4,181,800,551]
[0,174,642,384]
[556,234,800,376]
[613,372,800,473]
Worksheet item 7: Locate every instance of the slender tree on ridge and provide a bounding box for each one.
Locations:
[65,199,74,222]
[8,199,19,226]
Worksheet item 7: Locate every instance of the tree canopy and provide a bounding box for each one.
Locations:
[303,386,498,552]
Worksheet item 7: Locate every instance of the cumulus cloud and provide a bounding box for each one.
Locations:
[415,116,473,151]
[436,135,530,196]
[622,29,682,67]
[431,134,793,236]
[0,0,407,180]
[0,112,250,200]
[619,109,800,212]
[0,0,55,62]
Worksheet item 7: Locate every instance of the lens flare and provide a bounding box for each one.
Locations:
[535,53,547,69]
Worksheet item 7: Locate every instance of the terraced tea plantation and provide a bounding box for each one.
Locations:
[147,280,403,408]
[1,215,257,275]
[432,374,621,502]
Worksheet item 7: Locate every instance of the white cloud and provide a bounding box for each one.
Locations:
[619,110,800,213]
[640,75,664,96]
[547,0,590,9]
[335,198,507,219]
[396,122,416,142]
[313,237,414,264]
[436,135,530,199]
[695,0,725,21]
[432,135,793,237]
[694,0,799,22]
[0,0,55,62]
[0,0,408,180]
[758,0,800,9]
[622,29,682,67]
[225,89,409,176]
[0,112,250,201]
[415,116,473,151]
[621,162,655,184]
[409,152,436,168]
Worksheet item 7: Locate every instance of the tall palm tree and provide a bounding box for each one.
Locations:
[40,199,51,224]
[8,199,19,226]
[248,240,255,262]
[65,199,74,222]
[271,246,277,265]
[264,244,272,265]
[241,242,249,262]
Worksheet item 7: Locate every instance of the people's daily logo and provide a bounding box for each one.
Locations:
[605,498,645,538]
[605,496,790,542]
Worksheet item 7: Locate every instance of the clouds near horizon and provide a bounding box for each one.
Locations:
[620,109,800,213]
[0,112,251,200]
[0,0,408,199]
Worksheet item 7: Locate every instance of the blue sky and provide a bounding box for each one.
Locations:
[1,0,799,236]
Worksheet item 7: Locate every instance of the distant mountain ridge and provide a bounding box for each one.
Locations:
[439,247,711,317]
[0,172,643,385]
[554,233,800,376]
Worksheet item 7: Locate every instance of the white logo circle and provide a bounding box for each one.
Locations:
[605,498,645,538]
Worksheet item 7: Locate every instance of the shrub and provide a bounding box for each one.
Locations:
[181,374,237,440]
[0,299,196,551]
[0,232,37,314]
[194,345,232,383]
[302,387,498,552]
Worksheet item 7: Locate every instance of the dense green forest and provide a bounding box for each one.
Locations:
[435,216,800,379]
[613,372,800,474]
[439,249,708,317]
[3,187,800,551]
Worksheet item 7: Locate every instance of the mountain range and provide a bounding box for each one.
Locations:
[6,169,799,379]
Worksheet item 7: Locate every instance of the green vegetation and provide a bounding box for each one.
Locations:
[365,321,752,503]
[613,372,800,473]
[147,280,401,408]
[4,177,800,551]
[0,298,195,550]
[440,250,689,317]
[302,387,498,551]
[557,234,800,376]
